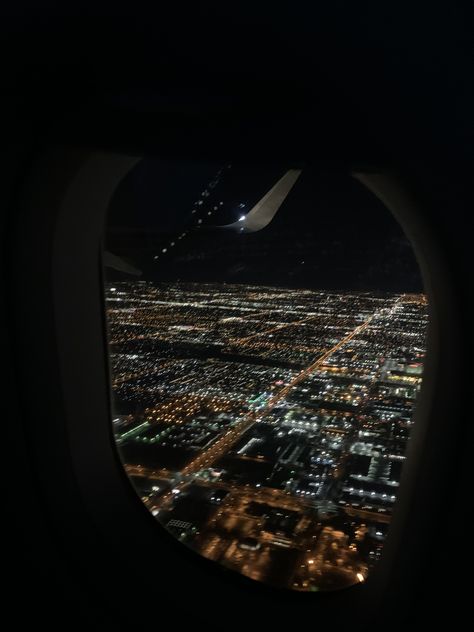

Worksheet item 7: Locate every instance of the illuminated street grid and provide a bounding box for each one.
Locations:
[107,281,428,591]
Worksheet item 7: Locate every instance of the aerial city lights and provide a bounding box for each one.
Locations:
[106,281,427,591]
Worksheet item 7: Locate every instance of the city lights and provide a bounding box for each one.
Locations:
[106,281,427,591]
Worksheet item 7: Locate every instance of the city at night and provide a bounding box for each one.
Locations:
[6,7,471,628]
[104,162,428,591]
[106,279,427,591]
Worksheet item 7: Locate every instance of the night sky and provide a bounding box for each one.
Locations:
[106,159,423,293]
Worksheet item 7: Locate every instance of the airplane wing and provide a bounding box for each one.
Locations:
[218,169,302,233]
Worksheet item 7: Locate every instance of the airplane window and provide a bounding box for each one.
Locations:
[104,160,428,592]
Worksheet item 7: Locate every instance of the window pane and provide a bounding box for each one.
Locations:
[104,161,428,591]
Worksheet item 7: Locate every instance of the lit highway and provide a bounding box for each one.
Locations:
[180,297,404,477]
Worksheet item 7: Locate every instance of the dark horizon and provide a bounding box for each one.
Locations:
[106,161,424,294]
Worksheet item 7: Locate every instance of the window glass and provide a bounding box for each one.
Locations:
[104,161,428,591]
